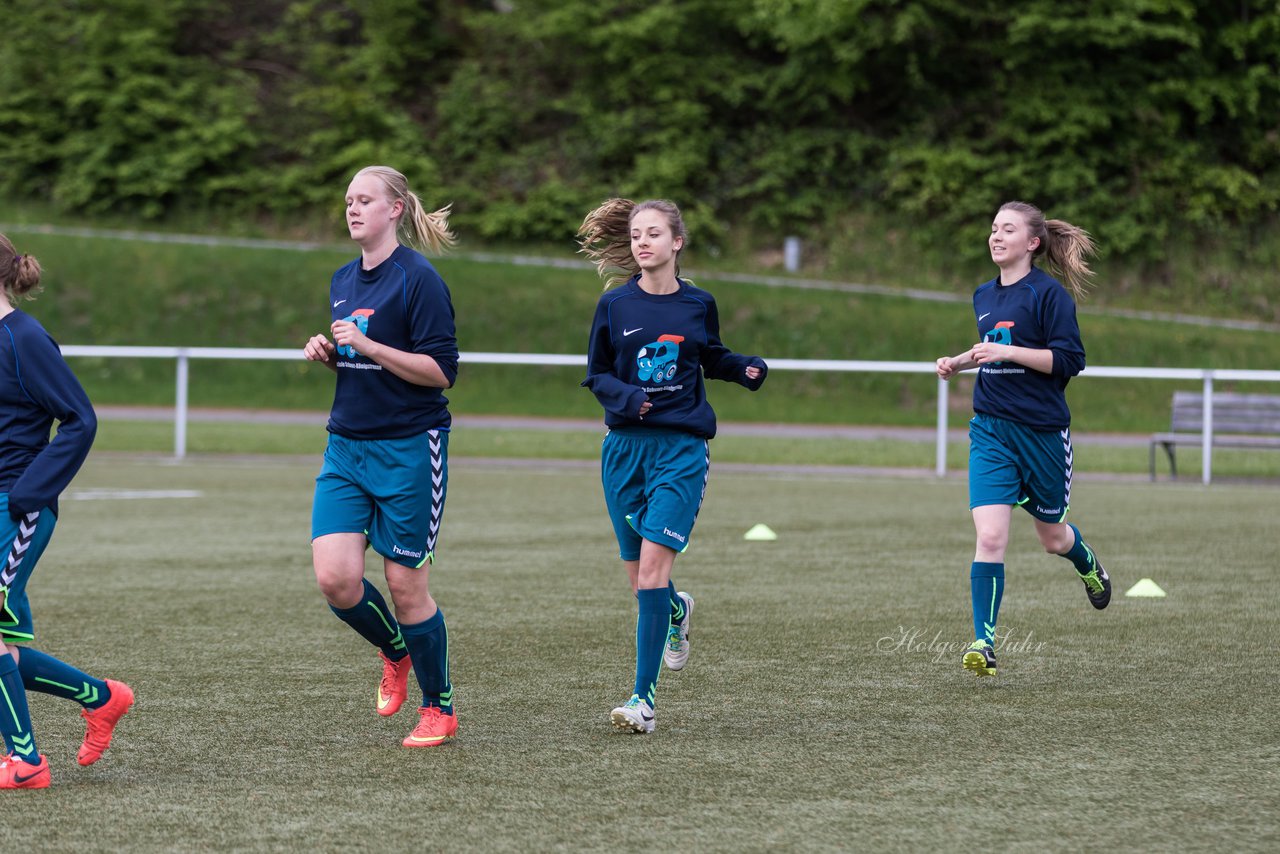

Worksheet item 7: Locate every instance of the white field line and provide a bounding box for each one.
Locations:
[67,489,204,501]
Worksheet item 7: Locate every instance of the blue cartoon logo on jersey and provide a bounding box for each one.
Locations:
[336,308,375,358]
[983,320,1014,365]
[637,334,684,382]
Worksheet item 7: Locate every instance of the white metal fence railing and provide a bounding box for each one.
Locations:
[59,346,1280,484]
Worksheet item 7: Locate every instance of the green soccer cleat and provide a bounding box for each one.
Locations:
[1079,562,1112,610]
[962,640,997,677]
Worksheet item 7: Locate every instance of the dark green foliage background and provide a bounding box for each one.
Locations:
[3,0,1278,292]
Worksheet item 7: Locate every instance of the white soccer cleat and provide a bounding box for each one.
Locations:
[663,592,695,671]
[610,696,655,734]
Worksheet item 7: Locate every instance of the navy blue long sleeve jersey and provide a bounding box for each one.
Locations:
[582,276,766,439]
[971,266,1085,431]
[0,310,97,519]
[326,245,459,440]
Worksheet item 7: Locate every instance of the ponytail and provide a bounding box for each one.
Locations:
[401,195,457,256]
[1042,219,1097,301]
[577,198,639,288]
[0,234,42,303]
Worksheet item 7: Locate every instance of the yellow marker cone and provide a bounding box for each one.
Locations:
[744,523,777,541]
[1125,578,1166,598]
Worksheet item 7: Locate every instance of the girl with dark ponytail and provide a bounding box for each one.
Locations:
[0,234,135,789]
[936,202,1112,679]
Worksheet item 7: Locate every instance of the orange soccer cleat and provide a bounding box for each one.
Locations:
[402,706,458,748]
[377,652,413,717]
[0,753,50,789]
[78,679,135,766]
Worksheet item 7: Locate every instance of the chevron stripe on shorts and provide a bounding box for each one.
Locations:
[1060,428,1074,509]
[1,510,40,589]
[426,429,446,557]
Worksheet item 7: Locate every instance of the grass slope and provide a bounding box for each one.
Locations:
[10,457,1277,851]
[10,231,1280,433]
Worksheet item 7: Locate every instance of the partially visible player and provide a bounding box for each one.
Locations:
[0,234,134,790]
[304,165,460,748]
[935,201,1112,678]
[578,198,767,733]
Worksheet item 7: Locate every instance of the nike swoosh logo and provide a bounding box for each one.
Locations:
[978,312,991,321]
[377,692,393,710]
[641,712,654,722]
[13,768,43,784]
[623,327,643,336]
[333,299,347,308]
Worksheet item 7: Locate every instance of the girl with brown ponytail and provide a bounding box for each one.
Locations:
[579,198,768,734]
[935,202,1112,679]
[1,234,134,789]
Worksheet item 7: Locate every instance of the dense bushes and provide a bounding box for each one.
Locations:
[2,0,1277,266]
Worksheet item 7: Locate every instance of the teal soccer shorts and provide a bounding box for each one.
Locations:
[312,429,449,567]
[0,495,58,644]
[601,427,709,560]
[968,413,1073,523]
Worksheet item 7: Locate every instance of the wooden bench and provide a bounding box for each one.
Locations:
[1149,391,1280,479]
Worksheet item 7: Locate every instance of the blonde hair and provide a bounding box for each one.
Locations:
[577,198,687,289]
[353,165,456,255]
[0,234,42,303]
[998,201,1097,300]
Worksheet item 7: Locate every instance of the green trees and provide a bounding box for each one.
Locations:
[2,0,1276,263]
[1,0,258,215]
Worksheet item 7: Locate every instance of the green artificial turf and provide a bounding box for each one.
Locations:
[89,418,1280,481]
[9,457,1277,850]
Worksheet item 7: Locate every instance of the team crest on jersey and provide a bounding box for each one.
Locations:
[983,321,1014,365]
[637,334,684,382]
[337,308,375,358]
